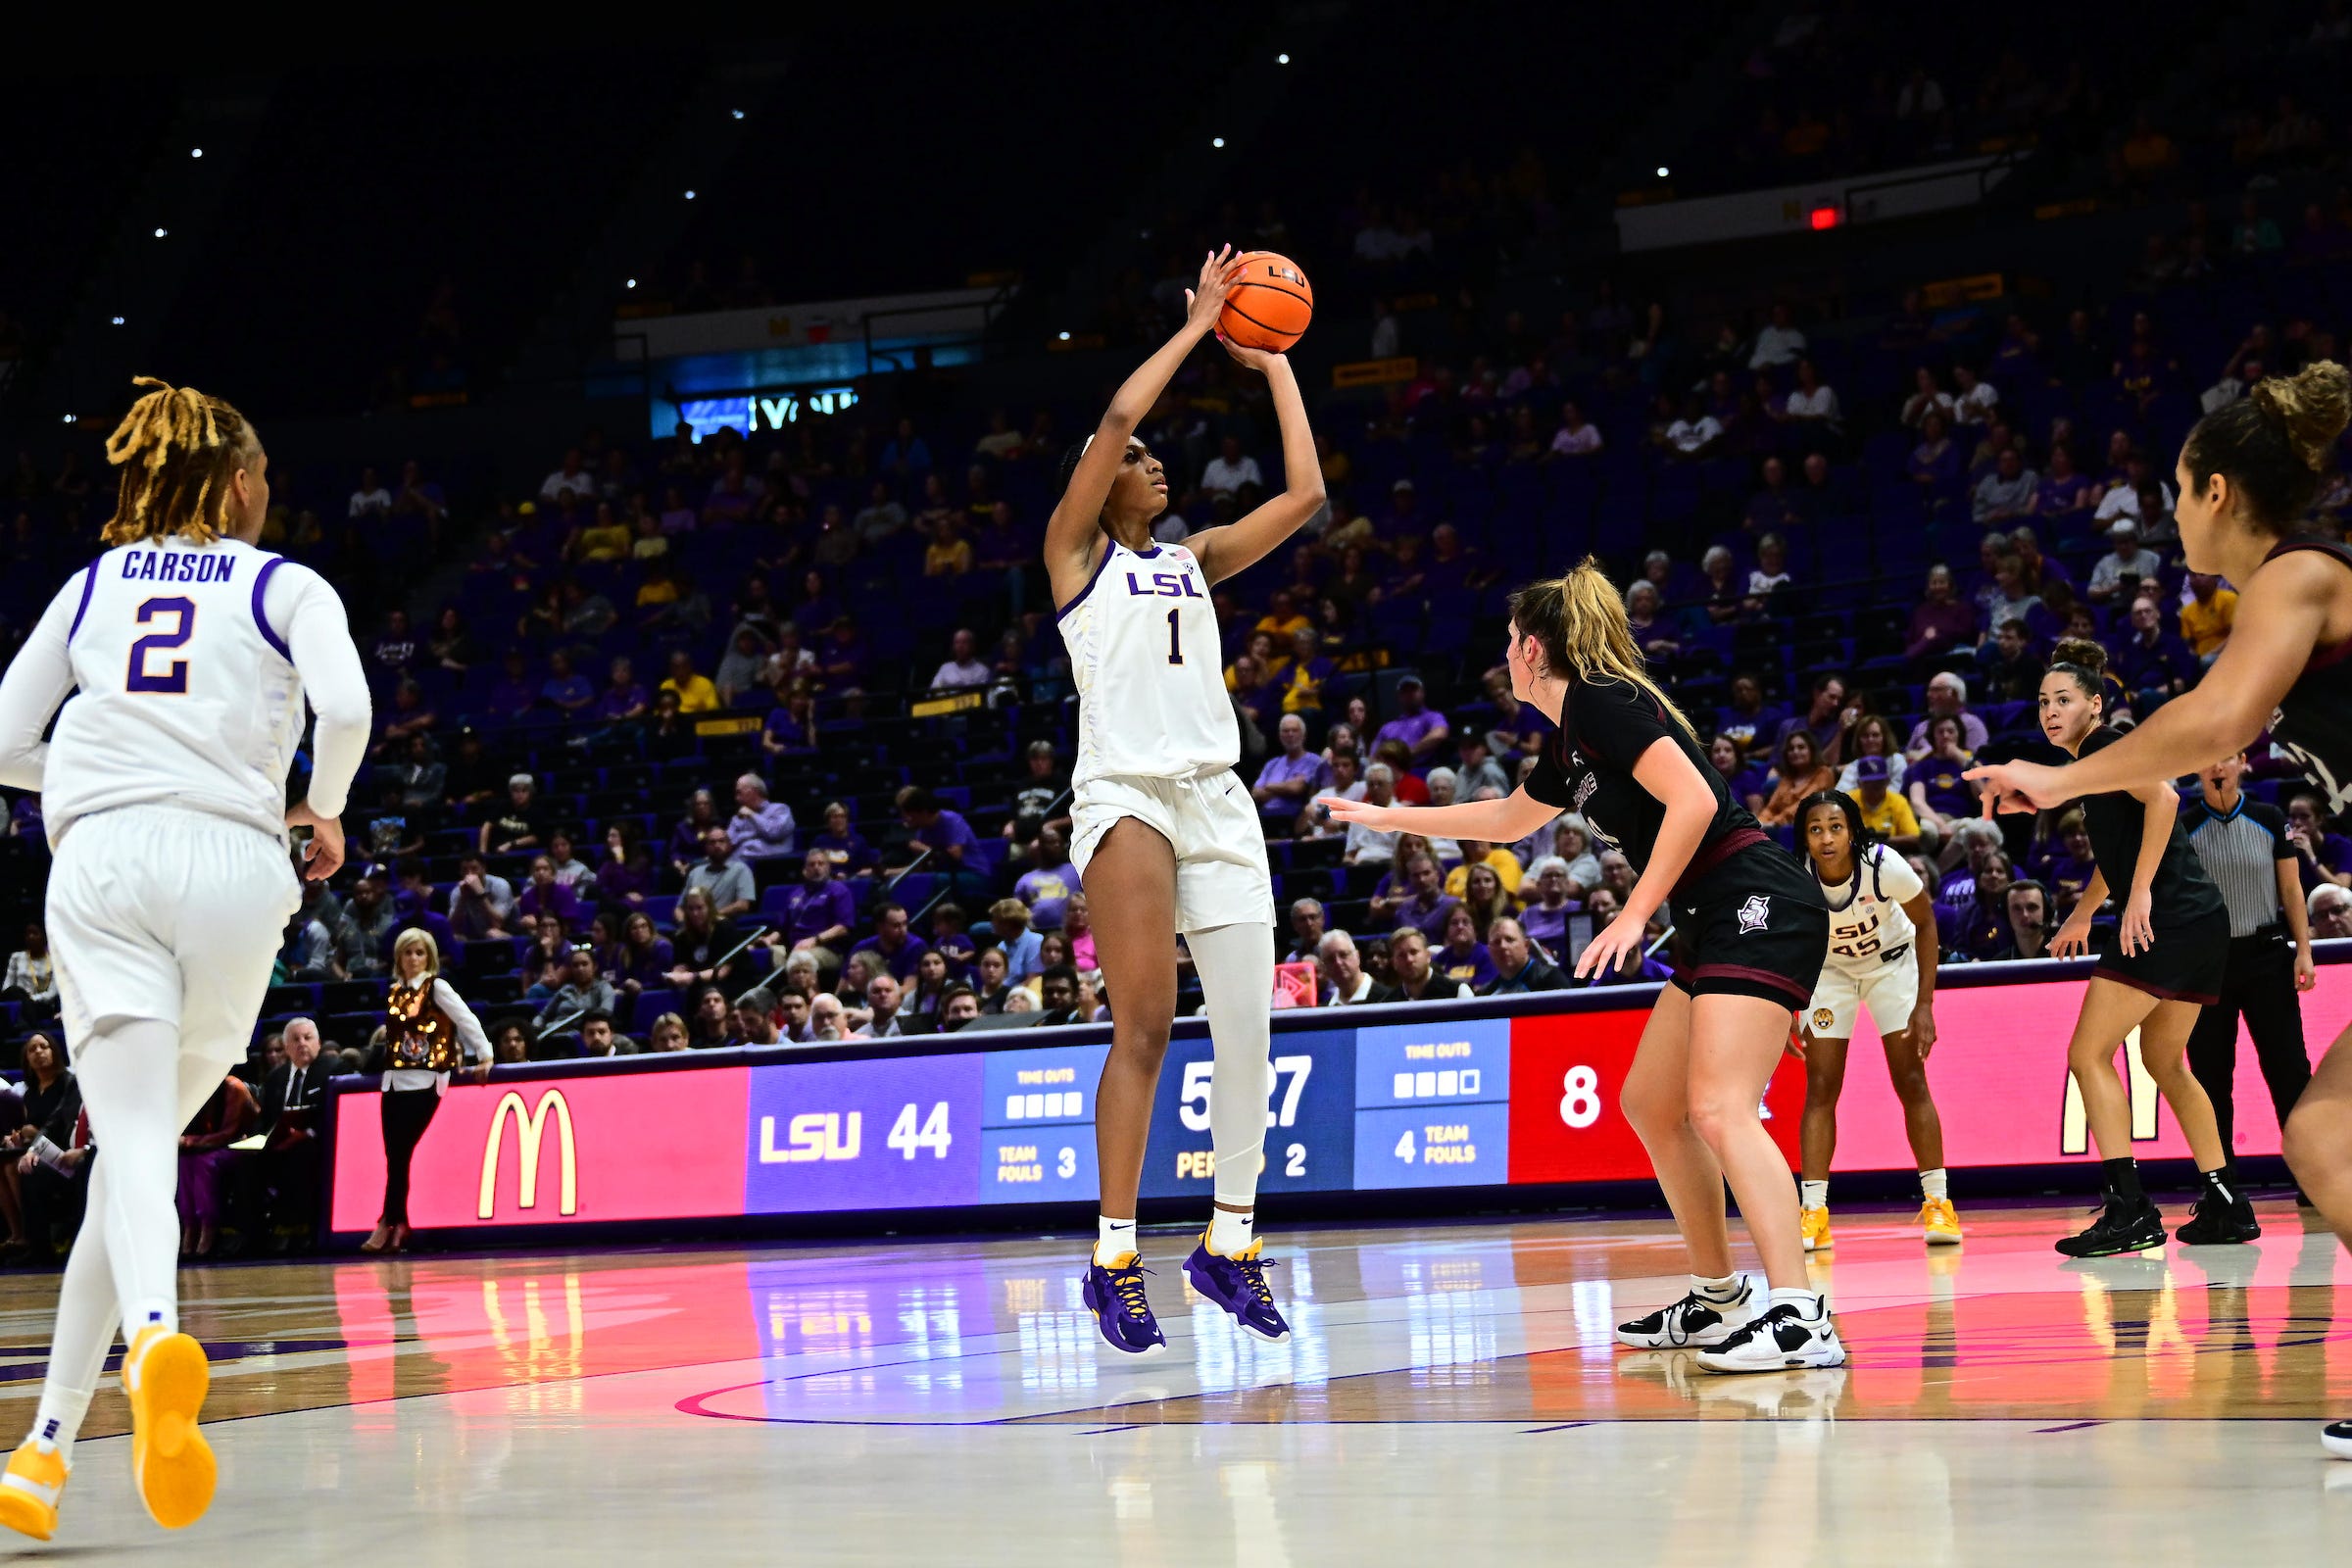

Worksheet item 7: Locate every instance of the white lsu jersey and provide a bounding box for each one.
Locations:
[1819,842,1924,976]
[1059,538,1238,788]
[21,537,360,844]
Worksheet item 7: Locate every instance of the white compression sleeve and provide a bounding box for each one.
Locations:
[1188,921,1277,1209]
[267,563,371,818]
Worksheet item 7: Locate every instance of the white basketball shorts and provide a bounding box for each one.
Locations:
[1805,957,1922,1042]
[1070,770,1275,933]
[46,804,301,1064]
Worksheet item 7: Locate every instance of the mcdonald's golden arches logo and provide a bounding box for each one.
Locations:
[479,1088,579,1220]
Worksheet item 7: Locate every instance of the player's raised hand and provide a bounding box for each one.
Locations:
[285,801,345,881]
[1216,330,1286,376]
[1183,244,1243,335]
[1965,759,2066,815]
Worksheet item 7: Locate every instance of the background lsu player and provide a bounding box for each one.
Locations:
[0,379,369,1538]
[1788,789,1954,1250]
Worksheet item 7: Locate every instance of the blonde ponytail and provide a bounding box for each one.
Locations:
[99,376,258,546]
[1507,559,1697,738]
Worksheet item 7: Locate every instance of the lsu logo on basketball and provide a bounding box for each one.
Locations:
[1262,261,1307,286]
[1738,895,1771,933]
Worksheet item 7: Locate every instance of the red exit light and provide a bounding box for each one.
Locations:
[1808,205,1841,230]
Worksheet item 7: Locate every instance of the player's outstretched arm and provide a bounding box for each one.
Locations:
[1967,552,2337,811]
[1044,247,1244,604]
[1317,786,1556,846]
[0,570,91,792]
[1193,342,1326,586]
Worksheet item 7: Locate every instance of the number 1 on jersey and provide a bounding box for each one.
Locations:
[1166,606,1183,665]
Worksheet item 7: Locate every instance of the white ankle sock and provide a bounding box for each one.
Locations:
[1690,1272,1742,1301]
[1206,1207,1254,1255]
[25,1393,89,1464]
[1770,1287,1827,1317]
[1800,1179,1829,1209]
[1094,1216,1138,1267]
[1920,1168,1948,1201]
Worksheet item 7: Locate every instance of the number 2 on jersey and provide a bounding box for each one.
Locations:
[1166,607,1183,665]
[125,596,196,694]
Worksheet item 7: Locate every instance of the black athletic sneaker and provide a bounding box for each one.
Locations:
[1614,1279,1758,1348]
[1693,1301,1847,1373]
[2324,1418,2352,1459]
[2054,1196,2167,1257]
[2175,1189,2260,1245]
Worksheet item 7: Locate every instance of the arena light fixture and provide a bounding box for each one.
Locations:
[1656,166,1670,177]
[153,226,168,238]
[111,316,124,325]
[190,147,203,158]
[684,189,697,200]
[1277,53,1290,64]
[1057,331,1071,341]
[626,278,638,289]
[61,414,75,424]
[1211,136,1225,148]
[730,109,745,121]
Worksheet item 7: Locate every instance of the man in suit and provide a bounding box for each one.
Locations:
[231,1016,329,1252]
[1480,917,1569,995]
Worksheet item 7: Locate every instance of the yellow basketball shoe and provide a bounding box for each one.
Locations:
[1920,1197,1963,1246]
[1800,1205,1833,1252]
[0,1442,68,1541]
[123,1327,215,1530]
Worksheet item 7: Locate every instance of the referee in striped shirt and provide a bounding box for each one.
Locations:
[2181,753,2317,1161]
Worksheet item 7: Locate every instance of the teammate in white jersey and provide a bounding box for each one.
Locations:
[1045,248,1325,1355]
[0,379,369,1540]
[1788,789,1956,1250]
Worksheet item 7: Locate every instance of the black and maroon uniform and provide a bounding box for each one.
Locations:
[1524,675,1827,1009]
[2069,724,2230,1004]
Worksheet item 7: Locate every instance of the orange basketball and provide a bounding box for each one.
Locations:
[1219,251,1313,352]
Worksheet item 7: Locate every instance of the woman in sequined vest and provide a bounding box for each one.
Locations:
[367,929,491,1253]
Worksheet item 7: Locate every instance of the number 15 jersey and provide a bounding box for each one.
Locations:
[0,536,369,845]
[1819,842,1924,975]
[1058,538,1237,788]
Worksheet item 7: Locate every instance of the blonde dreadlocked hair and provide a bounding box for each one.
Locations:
[1506,558,1696,739]
[99,377,259,547]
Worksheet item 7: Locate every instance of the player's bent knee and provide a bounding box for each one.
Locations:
[1684,1094,1756,1151]
[2284,1099,2352,1183]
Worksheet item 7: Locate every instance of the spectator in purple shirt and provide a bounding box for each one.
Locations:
[852,902,930,982]
[896,787,977,869]
[1393,853,1461,940]
[1372,675,1450,763]
[761,684,818,759]
[778,850,858,953]
[486,651,537,723]
[1904,564,1978,664]
[593,656,650,722]
[2285,790,2352,895]
[1012,827,1081,930]
[818,615,868,692]
[540,650,594,715]
[728,773,798,861]
[614,910,675,996]
[594,822,655,911]
[515,855,586,935]
[1252,713,1334,822]
[809,800,878,878]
